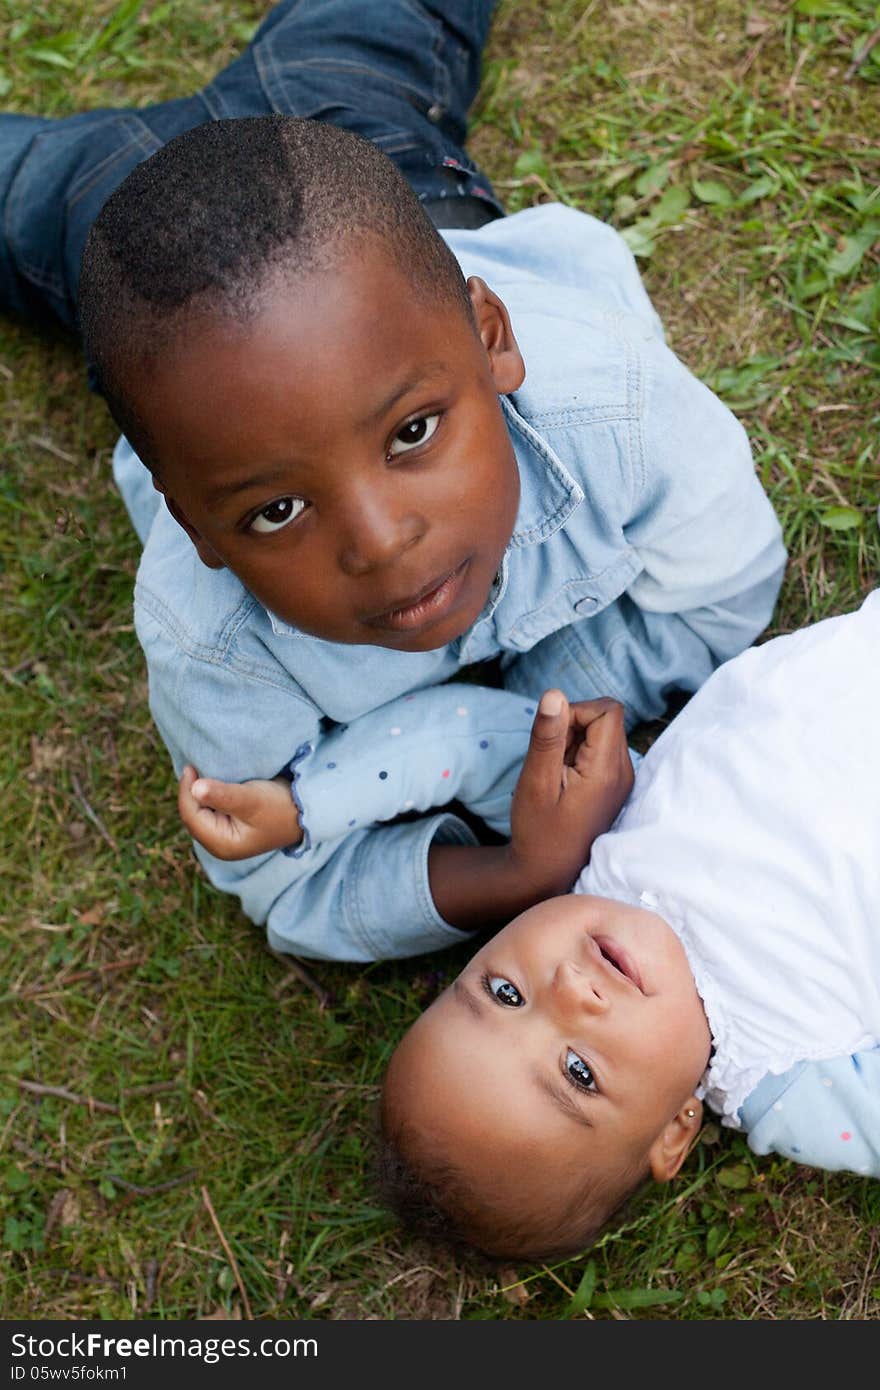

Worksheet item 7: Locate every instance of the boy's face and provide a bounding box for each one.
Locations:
[133,244,524,651]
[385,895,712,1230]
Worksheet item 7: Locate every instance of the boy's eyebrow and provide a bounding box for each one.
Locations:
[361,362,448,428]
[204,466,296,512]
[202,363,451,512]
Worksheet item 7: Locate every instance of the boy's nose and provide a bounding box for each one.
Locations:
[551,961,609,1017]
[337,489,426,576]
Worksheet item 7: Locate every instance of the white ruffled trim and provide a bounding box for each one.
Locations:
[638,889,876,1127]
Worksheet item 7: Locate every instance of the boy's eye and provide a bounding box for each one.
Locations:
[565,1049,597,1094]
[388,413,440,456]
[484,974,525,1007]
[249,497,308,534]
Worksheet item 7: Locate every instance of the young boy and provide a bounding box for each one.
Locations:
[1,1,786,961]
[380,590,880,1260]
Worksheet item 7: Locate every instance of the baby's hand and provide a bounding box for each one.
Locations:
[178,766,303,861]
[508,690,633,897]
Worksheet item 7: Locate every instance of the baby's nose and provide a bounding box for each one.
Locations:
[551,960,608,1016]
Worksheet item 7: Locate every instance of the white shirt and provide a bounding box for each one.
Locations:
[577,591,880,1124]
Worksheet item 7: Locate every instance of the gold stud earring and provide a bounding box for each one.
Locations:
[686,1108,696,1119]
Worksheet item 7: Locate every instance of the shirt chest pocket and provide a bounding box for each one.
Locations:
[502,577,610,652]
[500,553,642,653]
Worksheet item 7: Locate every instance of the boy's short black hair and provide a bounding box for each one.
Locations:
[78,114,474,470]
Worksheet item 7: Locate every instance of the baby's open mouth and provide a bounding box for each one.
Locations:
[594,936,644,993]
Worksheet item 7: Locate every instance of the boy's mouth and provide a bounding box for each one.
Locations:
[365,561,470,634]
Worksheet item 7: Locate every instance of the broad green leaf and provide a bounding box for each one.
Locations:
[705,1225,728,1258]
[831,314,873,333]
[826,222,879,279]
[635,160,670,197]
[843,280,880,325]
[707,355,782,405]
[4,1166,30,1192]
[693,178,732,206]
[514,147,550,179]
[654,184,690,224]
[820,506,863,530]
[717,1162,751,1189]
[621,222,656,257]
[738,174,779,204]
[25,47,76,69]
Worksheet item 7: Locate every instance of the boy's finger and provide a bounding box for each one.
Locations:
[583,699,626,746]
[569,696,625,731]
[522,689,571,794]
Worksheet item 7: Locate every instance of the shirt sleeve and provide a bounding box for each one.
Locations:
[595,337,787,722]
[136,594,538,958]
[287,682,538,851]
[739,1052,880,1179]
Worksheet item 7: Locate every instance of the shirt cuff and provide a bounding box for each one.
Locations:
[342,813,479,959]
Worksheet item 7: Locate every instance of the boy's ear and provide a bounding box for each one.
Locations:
[467,276,526,394]
[155,485,226,571]
[648,1099,703,1183]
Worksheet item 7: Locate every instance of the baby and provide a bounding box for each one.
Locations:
[378,588,880,1258]
[199,588,880,1258]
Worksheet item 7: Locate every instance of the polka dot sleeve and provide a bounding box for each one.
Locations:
[739,1050,880,1179]
[282,683,541,855]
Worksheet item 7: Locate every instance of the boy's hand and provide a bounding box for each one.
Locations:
[178,766,303,861]
[508,689,633,898]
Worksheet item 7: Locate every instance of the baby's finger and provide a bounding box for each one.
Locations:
[178,765,203,823]
[188,776,256,817]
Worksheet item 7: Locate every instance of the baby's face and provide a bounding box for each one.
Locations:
[385,895,712,1225]
[132,243,523,651]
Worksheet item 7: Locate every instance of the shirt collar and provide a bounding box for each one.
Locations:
[501,394,584,547]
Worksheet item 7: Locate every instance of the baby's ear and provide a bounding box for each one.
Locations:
[467,276,526,394]
[648,1099,703,1183]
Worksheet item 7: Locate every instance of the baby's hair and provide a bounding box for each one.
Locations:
[78,114,475,470]
[378,1117,650,1262]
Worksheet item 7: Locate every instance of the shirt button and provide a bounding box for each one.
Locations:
[574,595,599,614]
[427,103,444,122]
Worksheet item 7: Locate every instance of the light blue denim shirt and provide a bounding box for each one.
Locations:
[114,203,786,962]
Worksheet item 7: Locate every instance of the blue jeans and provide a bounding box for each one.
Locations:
[0,0,502,333]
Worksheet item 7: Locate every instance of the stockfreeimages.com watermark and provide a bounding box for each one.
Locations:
[11,1331,316,1377]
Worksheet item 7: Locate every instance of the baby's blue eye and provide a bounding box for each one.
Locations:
[388,413,440,456]
[250,496,308,534]
[565,1049,597,1093]
[485,975,524,1007]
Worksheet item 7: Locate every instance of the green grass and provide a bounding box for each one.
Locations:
[1,0,879,1320]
